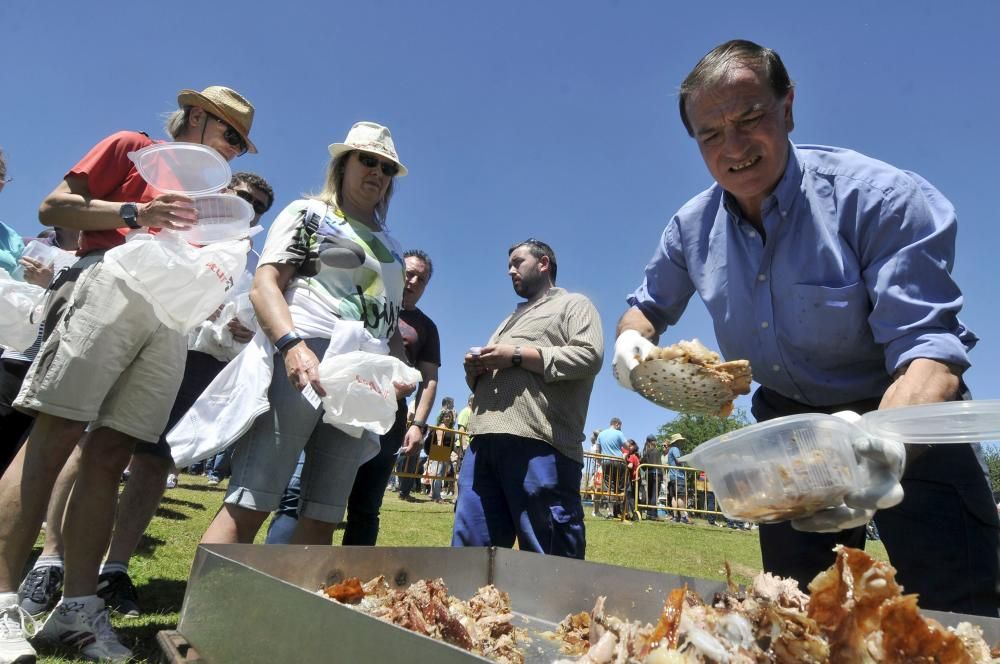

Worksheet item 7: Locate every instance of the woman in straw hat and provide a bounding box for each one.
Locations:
[200,121,412,546]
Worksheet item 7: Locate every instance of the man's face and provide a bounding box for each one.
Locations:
[231,182,271,226]
[685,65,794,219]
[508,246,548,299]
[402,256,430,310]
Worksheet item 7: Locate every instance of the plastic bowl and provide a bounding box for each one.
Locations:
[128,143,231,196]
[182,194,255,244]
[681,414,862,522]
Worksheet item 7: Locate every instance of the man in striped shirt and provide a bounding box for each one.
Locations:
[453,239,603,559]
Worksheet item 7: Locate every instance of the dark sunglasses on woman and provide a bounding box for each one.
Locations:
[207,113,248,156]
[357,152,399,177]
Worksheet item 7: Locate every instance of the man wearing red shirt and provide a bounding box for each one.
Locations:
[0,86,257,663]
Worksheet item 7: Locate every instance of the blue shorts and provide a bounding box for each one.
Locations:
[452,434,585,559]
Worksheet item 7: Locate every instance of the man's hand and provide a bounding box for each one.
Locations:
[19,256,53,287]
[137,193,198,230]
[393,381,417,400]
[227,318,254,344]
[283,342,326,396]
[476,344,517,371]
[613,329,656,390]
[464,352,487,378]
[792,411,905,533]
[880,358,962,409]
[400,425,424,456]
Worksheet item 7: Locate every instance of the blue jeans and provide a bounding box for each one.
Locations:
[264,452,304,544]
[452,434,585,559]
[205,447,233,481]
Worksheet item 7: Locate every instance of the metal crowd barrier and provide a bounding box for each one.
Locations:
[581,453,725,522]
[391,425,469,492]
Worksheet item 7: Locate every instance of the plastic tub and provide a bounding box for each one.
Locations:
[128,143,231,196]
[681,414,862,522]
[858,400,1000,445]
[181,194,256,243]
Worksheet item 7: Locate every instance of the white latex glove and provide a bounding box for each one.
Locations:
[612,329,657,390]
[792,411,905,533]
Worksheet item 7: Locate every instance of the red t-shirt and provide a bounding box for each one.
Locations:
[69,131,163,255]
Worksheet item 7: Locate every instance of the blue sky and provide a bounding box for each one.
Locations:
[2,1,998,446]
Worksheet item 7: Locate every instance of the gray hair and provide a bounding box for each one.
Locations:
[404,249,433,279]
[164,106,194,139]
[679,39,794,136]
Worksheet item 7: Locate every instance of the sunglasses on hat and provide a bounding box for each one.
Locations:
[357,152,400,177]
[207,113,249,156]
[235,189,269,215]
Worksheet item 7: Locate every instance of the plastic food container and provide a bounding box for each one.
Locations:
[128,143,231,196]
[682,400,1000,522]
[128,143,256,243]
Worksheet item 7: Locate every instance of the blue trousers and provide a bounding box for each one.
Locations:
[452,434,585,559]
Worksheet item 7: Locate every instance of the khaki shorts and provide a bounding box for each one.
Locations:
[14,262,187,443]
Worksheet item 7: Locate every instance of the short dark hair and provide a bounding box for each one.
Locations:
[508,238,557,284]
[404,249,433,279]
[679,39,794,137]
[610,417,622,427]
[231,171,275,212]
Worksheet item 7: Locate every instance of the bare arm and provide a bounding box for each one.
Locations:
[616,306,659,342]
[251,263,327,395]
[39,176,196,231]
[401,361,438,455]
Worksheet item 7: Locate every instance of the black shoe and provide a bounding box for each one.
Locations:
[97,571,141,618]
[18,564,64,616]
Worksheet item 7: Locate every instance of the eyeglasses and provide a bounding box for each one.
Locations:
[206,113,248,156]
[235,189,269,215]
[357,152,399,177]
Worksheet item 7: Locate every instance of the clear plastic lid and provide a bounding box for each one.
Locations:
[859,399,1000,444]
[127,143,231,196]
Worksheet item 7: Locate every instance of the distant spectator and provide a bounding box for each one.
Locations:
[640,434,663,520]
[666,433,690,524]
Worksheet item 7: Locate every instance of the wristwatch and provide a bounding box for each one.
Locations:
[412,419,428,433]
[511,346,522,367]
[119,202,140,230]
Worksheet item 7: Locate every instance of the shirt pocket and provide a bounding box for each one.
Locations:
[784,281,872,360]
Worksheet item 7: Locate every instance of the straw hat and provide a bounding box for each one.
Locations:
[328,121,408,177]
[176,86,257,154]
[667,433,687,444]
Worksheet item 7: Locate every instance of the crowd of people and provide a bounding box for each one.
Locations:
[0,36,998,663]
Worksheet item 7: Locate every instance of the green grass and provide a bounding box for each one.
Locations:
[33,475,887,662]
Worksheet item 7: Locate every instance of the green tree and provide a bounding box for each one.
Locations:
[657,408,750,455]
[983,445,1000,496]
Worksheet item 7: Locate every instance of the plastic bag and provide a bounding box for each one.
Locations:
[102,231,248,334]
[318,350,421,436]
[0,269,45,351]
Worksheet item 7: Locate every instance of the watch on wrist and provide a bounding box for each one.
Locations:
[512,345,522,367]
[119,202,140,230]
[412,419,427,433]
[275,331,303,353]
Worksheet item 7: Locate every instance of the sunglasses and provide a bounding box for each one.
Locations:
[357,152,399,177]
[235,189,269,215]
[207,113,248,156]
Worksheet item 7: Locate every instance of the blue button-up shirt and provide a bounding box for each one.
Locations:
[628,143,977,407]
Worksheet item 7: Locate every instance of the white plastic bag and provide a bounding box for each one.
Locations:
[0,269,45,351]
[102,231,248,334]
[318,351,421,436]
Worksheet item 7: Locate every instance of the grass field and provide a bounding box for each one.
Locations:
[32,474,887,663]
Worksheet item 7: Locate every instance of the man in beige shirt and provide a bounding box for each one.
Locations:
[453,239,603,559]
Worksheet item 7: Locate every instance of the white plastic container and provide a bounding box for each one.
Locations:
[127,143,255,244]
[682,400,1000,522]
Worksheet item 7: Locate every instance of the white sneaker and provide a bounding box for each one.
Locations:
[37,598,132,662]
[165,474,178,489]
[0,593,37,664]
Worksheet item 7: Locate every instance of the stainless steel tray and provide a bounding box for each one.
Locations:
[176,545,1000,663]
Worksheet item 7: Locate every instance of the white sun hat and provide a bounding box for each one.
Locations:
[328,121,408,177]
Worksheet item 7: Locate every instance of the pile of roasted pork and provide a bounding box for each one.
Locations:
[552,546,997,663]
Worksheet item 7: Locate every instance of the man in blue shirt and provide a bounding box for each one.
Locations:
[613,39,998,616]
[596,418,626,518]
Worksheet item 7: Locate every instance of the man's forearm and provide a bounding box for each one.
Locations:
[413,378,437,424]
[879,358,962,410]
[616,306,659,341]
